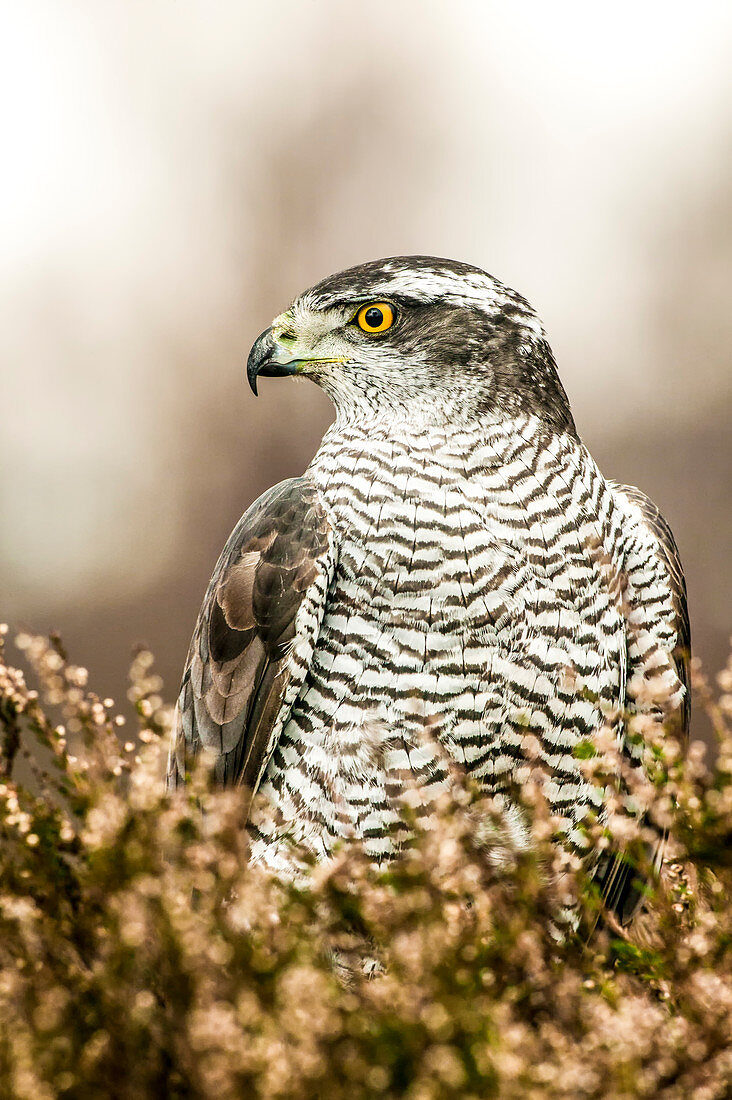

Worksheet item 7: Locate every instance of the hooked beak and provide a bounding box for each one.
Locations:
[246,328,300,396]
[246,327,352,396]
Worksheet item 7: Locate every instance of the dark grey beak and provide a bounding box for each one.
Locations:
[246,327,300,396]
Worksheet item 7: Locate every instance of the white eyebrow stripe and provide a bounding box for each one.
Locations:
[301,279,545,341]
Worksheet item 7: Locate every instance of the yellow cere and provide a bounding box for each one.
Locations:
[355,302,395,333]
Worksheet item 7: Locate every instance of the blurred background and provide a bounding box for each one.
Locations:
[2,1,730,739]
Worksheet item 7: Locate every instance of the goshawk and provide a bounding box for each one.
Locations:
[168,256,689,922]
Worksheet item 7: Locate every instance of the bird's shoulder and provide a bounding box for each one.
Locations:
[608,483,686,603]
[608,480,690,738]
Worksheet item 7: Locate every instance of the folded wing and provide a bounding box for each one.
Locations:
[612,482,690,738]
[167,477,336,793]
[599,482,690,923]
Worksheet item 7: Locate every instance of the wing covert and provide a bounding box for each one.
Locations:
[167,476,336,793]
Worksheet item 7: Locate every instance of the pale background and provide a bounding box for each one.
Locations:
[2,2,730,737]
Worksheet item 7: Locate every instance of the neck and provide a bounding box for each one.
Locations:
[312,408,573,470]
[317,377,576,437]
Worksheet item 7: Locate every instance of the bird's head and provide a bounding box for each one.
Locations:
[247,256,575,434]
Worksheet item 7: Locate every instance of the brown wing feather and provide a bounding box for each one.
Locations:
[167,477,335,794]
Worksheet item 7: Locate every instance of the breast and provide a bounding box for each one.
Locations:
[319,461,624,703]
[335,492,529,637]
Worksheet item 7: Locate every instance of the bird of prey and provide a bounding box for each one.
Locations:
[168,256,689,922]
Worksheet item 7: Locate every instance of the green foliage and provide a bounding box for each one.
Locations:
[1,627,731,1099]
[572,739,597,761]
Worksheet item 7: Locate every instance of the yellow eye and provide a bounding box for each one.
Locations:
[355,302,395,333]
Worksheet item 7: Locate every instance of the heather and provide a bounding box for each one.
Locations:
[1,628,731,1099]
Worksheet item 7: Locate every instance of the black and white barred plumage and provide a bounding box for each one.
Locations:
[168,256,689,922]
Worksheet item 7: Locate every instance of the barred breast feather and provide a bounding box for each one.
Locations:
[252,416,625,864]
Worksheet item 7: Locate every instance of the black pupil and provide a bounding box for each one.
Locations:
[364,307,384,328]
